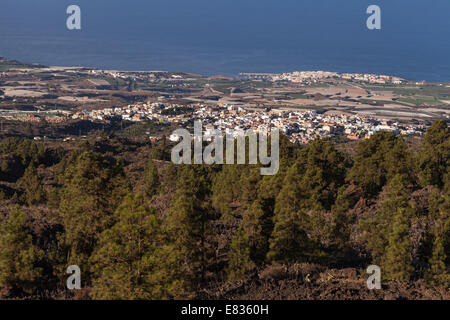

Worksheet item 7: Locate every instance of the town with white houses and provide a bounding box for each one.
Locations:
[70,102,426,144]
[240,71,407,85]
[1,58,445,143]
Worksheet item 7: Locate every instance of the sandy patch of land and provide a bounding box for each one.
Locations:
[58,96,107,103]
[2,88,46,97]
[304,86,369,98]
[43,66,85,72]
[87,79,111,87]
[366,91,399,101]
[420,107,450,115]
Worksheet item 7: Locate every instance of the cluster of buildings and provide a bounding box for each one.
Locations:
[0,98,427,143]
[88,69,184,82]
[272,71,339,84]
[71,102,426,144]
[340,73,406,84]
[240,71,407,85]
[0,110,68,123]
[70,103,188,123]
[185,106,424,144]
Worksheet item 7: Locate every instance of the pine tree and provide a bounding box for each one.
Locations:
[425,193,450,286]
[163,166,216,293]
[382,209,413,281]
[267,164,310,263]
[330,186,354,250]
[59,151,130,274]
[428,187,445,219]
[296,138,348,210]
[227,200,269,279]
[17,163,46,206]
[144,158,160,198]
[90,194,166,299]
[266,141,346,265]
[267,209,310,264]
[441,196,450,263]
[425,236,449,287]
[362,174,415,265]
[227,229,254,280]
[349,132,414,197]
[417,120,449,188]
[239,167,262,210]
[212,165,241,221]
[258,158,288,203]
[0,206,42,296]
[163,162,178,193]
[150,136,170,161]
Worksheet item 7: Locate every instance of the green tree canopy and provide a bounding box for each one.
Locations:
[349,132,414,197]
[227,200,270,279]
[0,206,43,296]
[163,166,216,294]
[144,158,160,198]
[418,120,449,188]
[59,151,130,273]
[362,174,416,266]
[90,194,165,299]
[382,208,414,281]
[17,163,46,206]
[425,236,449,287]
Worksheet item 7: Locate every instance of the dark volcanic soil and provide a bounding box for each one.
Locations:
[198,265,450,300]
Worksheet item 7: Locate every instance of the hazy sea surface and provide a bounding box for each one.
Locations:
[0,0,449,81]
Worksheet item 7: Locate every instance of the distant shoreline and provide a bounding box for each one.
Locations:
[1,55,448,84]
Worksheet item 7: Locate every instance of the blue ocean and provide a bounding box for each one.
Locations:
[0,0,449,81]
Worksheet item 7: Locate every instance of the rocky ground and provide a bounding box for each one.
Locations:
[198,265,450,300]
